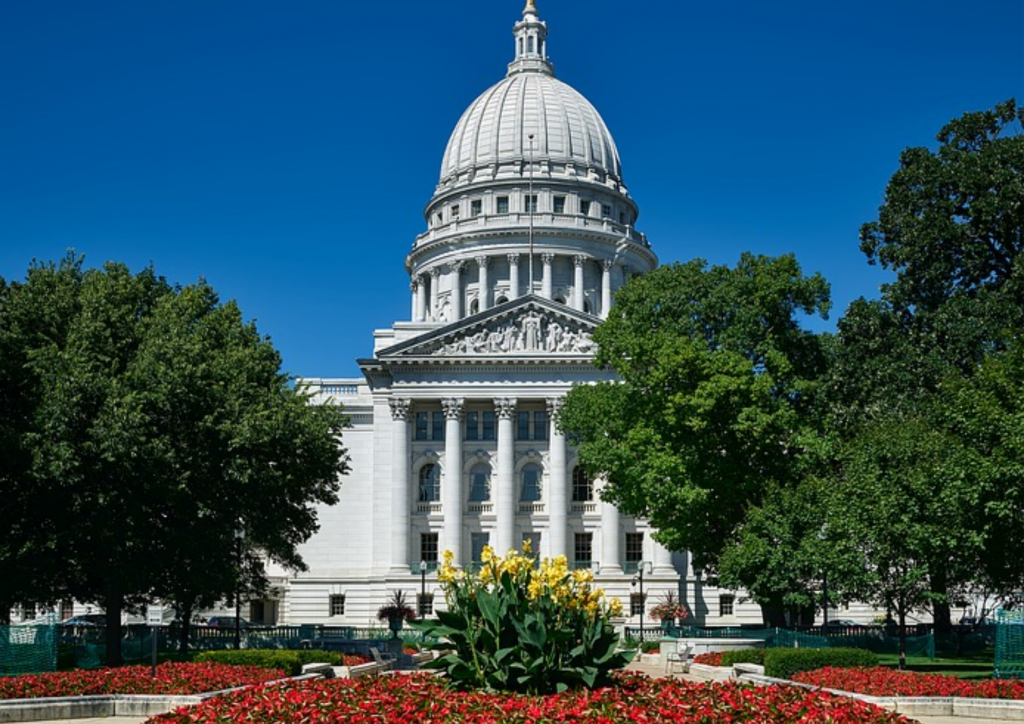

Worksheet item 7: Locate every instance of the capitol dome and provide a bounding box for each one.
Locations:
[405,0,656,325]
[439,71,624,191]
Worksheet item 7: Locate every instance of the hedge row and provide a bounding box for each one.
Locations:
[194,649,358,676]
[720,649,767,667]
[763,648,878,679]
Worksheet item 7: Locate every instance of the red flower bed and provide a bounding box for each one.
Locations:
[149,672,909,724]
[693,651,724,666]
[0,662,284,700]
[793,667,1024,699]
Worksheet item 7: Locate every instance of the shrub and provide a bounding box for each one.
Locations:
[764,648,878,680]
[720,649,767,667]
[412,543,633,694]
[194,649,366,676]
[640,641,661,654]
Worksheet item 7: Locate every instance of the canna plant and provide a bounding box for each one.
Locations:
[411,542,633,694]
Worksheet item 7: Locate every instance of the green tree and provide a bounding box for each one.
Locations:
[0,253,349,662]
[826,100,1023,632]
[860,98,1023,313]
[560,254,831,592]
[943,337,1024,595]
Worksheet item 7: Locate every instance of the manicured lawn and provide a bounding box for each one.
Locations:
[876,652,993,679]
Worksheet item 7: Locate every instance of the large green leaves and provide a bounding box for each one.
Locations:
[561,253,831,569]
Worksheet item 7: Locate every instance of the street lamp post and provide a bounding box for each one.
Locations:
[234,527,244,651]
[419,560,428,617]
[631,560,652,644]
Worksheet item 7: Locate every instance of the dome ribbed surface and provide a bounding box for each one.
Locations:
[439,72,623,185]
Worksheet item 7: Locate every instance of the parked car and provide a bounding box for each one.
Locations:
[823,619,860,627]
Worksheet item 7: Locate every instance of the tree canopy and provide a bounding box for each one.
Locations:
[559,253,830,574]
[0,253,349,661]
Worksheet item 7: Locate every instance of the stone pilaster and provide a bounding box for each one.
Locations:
[541,253,554,300]
[601,260,613,319]
[507,253,520,300]
[547,397,567,560]
[476,255,490,313]
[494,398,517,555]
[389,398,412,572]
[573,255,586,311]
[442,397,465,565]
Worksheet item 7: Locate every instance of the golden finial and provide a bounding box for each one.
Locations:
[524,0,537,13]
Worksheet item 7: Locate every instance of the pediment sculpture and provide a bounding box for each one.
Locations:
[414,310,596,357]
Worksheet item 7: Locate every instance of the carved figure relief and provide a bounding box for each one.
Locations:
[421,310,595,356]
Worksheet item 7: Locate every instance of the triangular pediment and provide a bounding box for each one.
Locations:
[378,296,600,360]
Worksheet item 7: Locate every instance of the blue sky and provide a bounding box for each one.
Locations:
[2,1,1021,378]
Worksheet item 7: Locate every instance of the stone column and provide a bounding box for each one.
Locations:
[598,476,622,574]
[601,260,613,319]
[442,398,464,565]
[508,253,520,300]
[429,268,440,321]
[450,261,464,322]
[547,397,567,561]
[476,255,490,313]
[494,398,517,556]
[389,398,412,573]
[541,253,554,300]
[573,255,586,312]
[653,535,675,574]
[411,279,421,322]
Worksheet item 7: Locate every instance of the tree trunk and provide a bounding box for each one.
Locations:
[103,586,124,667]
[179,602,193,656]
[897,595,907,671]
[930,569,952,634]
[759,597,787,628]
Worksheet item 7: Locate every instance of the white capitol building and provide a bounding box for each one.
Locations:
[267,0,766,628]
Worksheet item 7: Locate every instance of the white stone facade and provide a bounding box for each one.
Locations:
[270,1,768,629]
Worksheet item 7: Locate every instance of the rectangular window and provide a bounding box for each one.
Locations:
[451,204,460,218]
[601,203,612,218]
[573,532,593,569]
[625,533,644,566]
[580,199,591,216]
[496,196,509,214]
[533,410,548,440]
[329,594,345,617]
[421,533,439,566]
[415,412,428,441]
[553,195,566,214]
[471,532,490,567]
[417,593,434,617]
[619,211,626,224]
[630,593,646,617]
[525,194,538,213]
[466,411,479,440]
[471,199,482,217]
[431,411,445,441]
[481,411,495,440]
[60,600,74,620]
[720,594,735,617]
[517,411,530,440]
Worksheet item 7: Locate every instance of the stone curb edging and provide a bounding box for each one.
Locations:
[735,671,1024,721]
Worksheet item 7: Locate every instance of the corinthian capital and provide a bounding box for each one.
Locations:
[389,397,411,422]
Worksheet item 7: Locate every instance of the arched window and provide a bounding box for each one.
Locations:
[528,36,535,53]
[521,464,542,502]
[469,463,491,502]
[553,296,566,305]
[519,37,524,56]
[418,464,439,502]
[495,296,508,305]
[572,465,593,502]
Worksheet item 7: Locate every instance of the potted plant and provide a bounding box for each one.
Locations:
[649,591,689,633]
[377,590,417,637]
